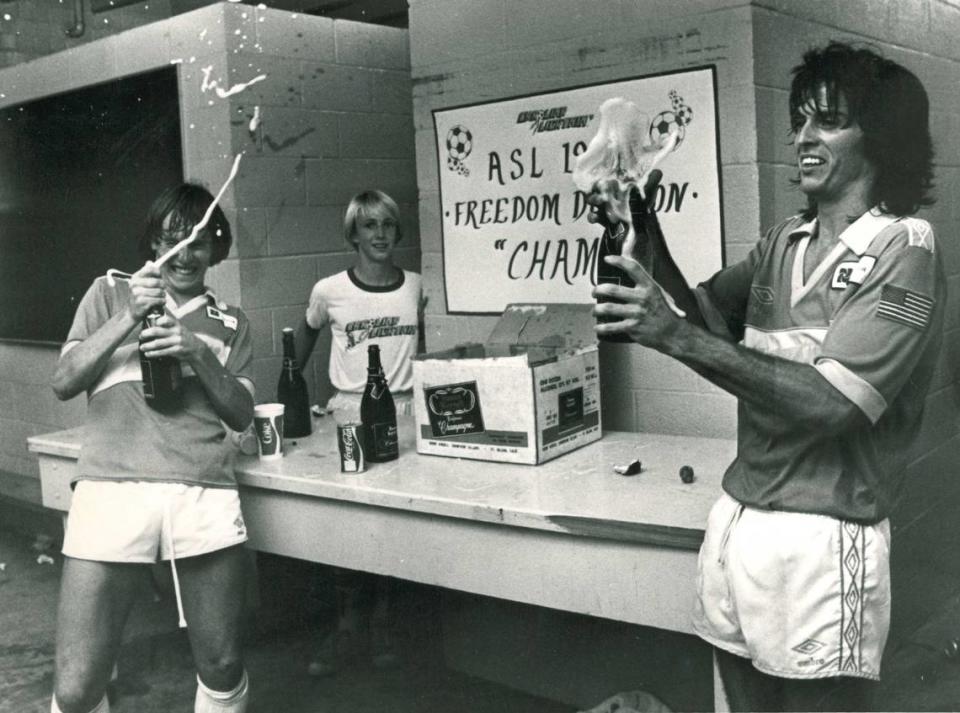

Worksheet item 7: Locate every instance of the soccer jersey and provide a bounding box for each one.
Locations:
[64,276,254,489]
[696,209,944,522]
[305,268,421,393]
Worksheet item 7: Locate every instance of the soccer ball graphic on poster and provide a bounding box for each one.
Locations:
[649,109,685,148]
[445,124,473,176]
[649,89,694,149]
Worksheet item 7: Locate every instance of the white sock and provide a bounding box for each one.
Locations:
[51,694,110,713]
[194,669,249,713]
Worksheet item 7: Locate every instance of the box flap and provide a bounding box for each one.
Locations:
[414,343,537,365]
[486,303,597,350]
[413,343,486,361]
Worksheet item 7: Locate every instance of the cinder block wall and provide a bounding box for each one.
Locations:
[0,3,417,502]
[410,0,756,438]
[217,7,417,402]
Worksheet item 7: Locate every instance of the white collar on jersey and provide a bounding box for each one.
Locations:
[164,289,228,319]
[787,207,897,256]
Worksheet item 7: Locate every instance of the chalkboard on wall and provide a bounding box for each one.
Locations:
[0,66,183,344]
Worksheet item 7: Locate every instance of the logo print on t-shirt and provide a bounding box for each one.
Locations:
[344,316,417,350]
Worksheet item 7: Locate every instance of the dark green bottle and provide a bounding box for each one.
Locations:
[140,306,182,410]
[360,345,398,462]
[277,327,312,438]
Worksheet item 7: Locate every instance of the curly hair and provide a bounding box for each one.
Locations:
[789,41,935,217]
[138,182,233,266]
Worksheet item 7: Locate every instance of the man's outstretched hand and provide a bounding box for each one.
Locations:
[592,252,687,345]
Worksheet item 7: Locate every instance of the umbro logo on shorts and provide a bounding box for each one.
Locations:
[234,515,246,535]
[792,638,826,655]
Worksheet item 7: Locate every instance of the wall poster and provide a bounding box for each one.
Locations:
[433,66,724,314]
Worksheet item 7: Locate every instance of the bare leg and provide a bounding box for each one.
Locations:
[715,647,880,712]
[53,558,143,713]
[308,568,366,677]
[176,545,249,693]
[714,648,783,712]
[782,675,878,712]
[370,576,398,668]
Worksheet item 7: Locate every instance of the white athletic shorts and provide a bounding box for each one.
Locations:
[692,492,891,681]
[62,480,248,563]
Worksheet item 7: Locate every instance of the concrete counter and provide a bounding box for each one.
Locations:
[28,418,735,708]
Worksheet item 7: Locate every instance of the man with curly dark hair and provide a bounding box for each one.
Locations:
[589,41,943,711]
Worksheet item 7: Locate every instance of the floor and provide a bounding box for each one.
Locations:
[2,521,960,713]
[0,523,572,713]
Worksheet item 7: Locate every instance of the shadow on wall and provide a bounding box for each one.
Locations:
[888,321,960,641]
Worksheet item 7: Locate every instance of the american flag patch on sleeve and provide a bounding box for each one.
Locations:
[878,284,934,330]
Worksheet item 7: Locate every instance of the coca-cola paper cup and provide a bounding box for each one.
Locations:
[253,403,285,460]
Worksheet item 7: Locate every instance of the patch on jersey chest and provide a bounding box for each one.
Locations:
[831,256,877,289]
[206,305,238,330]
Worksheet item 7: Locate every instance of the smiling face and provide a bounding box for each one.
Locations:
[152,213,212,302]
[794,84,877,210]
[351,205,399,266]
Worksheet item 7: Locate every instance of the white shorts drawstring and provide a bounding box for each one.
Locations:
[717,502,744,566]
[164,501,188,629]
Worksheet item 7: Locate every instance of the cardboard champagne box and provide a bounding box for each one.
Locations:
[412,303,601,465]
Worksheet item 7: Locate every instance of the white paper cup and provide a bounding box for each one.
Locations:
[253,403,285,460]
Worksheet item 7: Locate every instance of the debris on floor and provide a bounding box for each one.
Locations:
[613,459,642,476]
[32,533,55,553]
[578,689,673,713]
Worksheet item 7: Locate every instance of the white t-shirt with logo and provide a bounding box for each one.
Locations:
[305,268,421,393]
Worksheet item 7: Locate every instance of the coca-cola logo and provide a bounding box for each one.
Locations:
[260,421,273,444]
[341,428,354,450]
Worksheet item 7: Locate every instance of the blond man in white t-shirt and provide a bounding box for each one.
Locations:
[294,189,424,676]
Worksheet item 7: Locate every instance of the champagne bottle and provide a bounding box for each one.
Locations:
[360,344,398,462]
[140,306,183,410]
[595,221,634,344]
[594,188,658,343]
[277,327,312,438]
